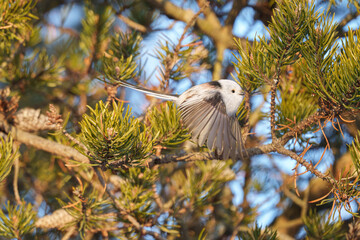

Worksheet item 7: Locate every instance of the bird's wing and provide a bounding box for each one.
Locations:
[179,92,243,160]
[117,81,179,101]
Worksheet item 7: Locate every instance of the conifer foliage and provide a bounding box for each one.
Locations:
[0,0,360,239]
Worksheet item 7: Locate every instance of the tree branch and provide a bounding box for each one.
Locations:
[242,90,252,142]
[145,0,247,50]
[0,121,89,164]
[0,108,336,188]
[213,42,226,80]
[336,11,360,37]
[146,143,278,167]
[144,0,250,79]
[280,111,324,145]
[0,117,278,170]
[224,0,247,26]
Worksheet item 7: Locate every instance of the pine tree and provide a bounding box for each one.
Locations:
[0,0,360,239]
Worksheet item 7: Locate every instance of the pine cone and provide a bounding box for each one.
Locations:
[14,108,57,132]
[35,209,75,229]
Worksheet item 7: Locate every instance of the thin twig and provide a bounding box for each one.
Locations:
[339,114,356,123]
[43,22,79,38]
[277,146,335,185]
[336,119,345,138]
[281,111,324,145]
[0,23,14,29]
[62,227,77,240]
[145,0,246,50]
[318,119,330,150]
[152,184,164,209]
[308,189,332,204]
[270,78,279,140]
[160,2,206,89]
[314,146,327,168]
[282,185,304,208]
[116,13,147,32]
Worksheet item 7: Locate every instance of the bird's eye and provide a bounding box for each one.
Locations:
[231,89,235,93]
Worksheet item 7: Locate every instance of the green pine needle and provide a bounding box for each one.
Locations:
[0,134,19,182]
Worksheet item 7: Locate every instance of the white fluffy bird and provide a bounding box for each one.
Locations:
[118,79,245,160]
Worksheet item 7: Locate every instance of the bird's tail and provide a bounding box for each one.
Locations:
[117,81,179,101]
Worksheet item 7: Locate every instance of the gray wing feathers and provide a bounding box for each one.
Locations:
[216,115,224,155]
[181,102,208,129]
[196,108,217,146]
[222,119,231,160]
[206,110,220,151]
[190,105,218,145]
[231,118,244,159]
[179,99,244,160]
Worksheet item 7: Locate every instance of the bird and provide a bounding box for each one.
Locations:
[118,79,245,160]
